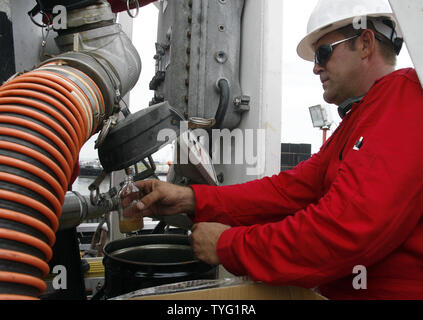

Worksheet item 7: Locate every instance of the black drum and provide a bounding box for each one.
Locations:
[100,234,218,299]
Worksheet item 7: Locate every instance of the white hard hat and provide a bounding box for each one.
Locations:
[297,0,403,61]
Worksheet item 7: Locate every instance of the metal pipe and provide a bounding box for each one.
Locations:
[58,191,110,231]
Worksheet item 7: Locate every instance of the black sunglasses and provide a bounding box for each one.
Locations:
[314,34,360,66]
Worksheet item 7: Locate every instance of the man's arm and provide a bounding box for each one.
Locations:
[191,150,327,226]
[126,125,328,225]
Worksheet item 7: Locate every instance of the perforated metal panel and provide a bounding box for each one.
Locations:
[151,0,248,130]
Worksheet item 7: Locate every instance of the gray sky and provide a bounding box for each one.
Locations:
[79,0,414,161]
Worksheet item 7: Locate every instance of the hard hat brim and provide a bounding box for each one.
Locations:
[297,13,400,62]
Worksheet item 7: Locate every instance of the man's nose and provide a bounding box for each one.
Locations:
[313,62,324,75]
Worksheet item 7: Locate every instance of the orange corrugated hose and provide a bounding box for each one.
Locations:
[0,63,105,299]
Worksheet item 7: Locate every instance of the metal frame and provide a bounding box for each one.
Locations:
[389,0,423,86]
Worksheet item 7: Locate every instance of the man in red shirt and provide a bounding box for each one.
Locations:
[122,0,423,299]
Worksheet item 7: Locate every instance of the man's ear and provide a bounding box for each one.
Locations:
[359,30,376,60]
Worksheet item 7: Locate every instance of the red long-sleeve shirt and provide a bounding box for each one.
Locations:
[191,68,423,299]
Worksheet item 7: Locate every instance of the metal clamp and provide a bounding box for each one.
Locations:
[95,114,119,149]
[88,171,107,206]
[126,0,140,18]
[188,117,216,129]
[233,95,251,113]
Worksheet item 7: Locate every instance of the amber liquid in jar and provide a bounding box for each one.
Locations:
[119,215,144,233]
[118,168,144,233]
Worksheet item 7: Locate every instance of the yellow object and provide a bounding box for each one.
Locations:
[85,258,105,278]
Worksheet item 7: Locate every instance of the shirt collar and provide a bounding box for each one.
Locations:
[338,95,365,119]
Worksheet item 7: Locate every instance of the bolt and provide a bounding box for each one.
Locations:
[215,51,228,64]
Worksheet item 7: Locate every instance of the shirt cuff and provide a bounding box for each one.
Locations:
[216,226,248,276]
[190,184,222,223]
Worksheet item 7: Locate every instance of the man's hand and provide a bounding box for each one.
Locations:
[190,222,231,265]
[121,179,196,218]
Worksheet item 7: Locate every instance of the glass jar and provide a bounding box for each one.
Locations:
[118,168,144,233]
